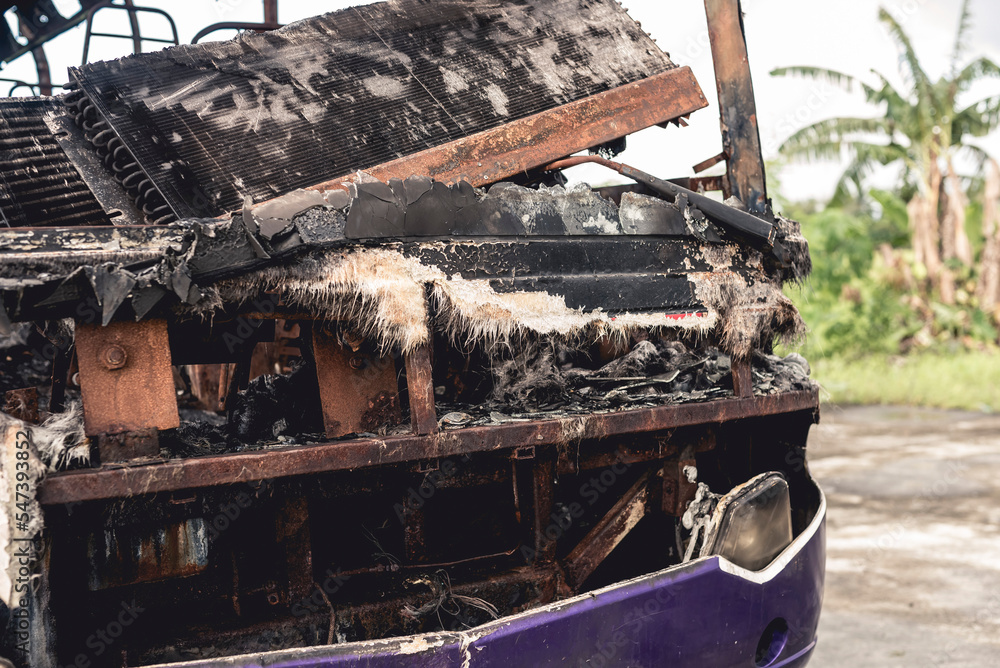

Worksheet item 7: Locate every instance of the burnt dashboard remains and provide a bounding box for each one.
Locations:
[0,1,819,666]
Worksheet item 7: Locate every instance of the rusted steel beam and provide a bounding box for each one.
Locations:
[705,0,769,215]
[88,518,208,589]
[187,363,228,412]
[687,175,726,193]
[276,494,313,603]
[74,319,179,437]
[263,0,278,26]
[692,151,727,175]
[732,358,753,398]
[311,326,401,438]
[563,468,654,591]
[31,47,52,96]
[405,344,438,436]
[96,429,159,463]
[39,390,818,505]
[544,154,774,244]
[287,68,707,201]
[531,452,558,565]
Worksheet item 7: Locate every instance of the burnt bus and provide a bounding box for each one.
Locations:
[0,1,824,666]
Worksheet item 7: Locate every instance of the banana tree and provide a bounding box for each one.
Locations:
[772,0,1000,302]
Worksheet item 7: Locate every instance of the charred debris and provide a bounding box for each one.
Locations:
[0,0,820,664]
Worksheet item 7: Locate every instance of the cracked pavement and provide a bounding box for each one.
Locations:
[808,405,1000,667]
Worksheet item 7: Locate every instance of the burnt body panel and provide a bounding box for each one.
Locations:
[70,0,677,218]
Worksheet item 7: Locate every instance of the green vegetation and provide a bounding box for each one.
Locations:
[770,1,1000,409]
[781,202,1000,409]
[772,0,1000,305]
[813,353,1000,412]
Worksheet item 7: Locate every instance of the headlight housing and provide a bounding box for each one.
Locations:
[700,471,793,571]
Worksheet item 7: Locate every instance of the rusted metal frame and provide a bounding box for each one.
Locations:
[148,566,556,652]
[275,494,313,605]
[401,501,428,565]
[562,427,717,477]
[705,0,770,216]
[692,151,728,175]
[95,429,159,463]
[405,344,438,436]
[543,154,774,245]
[241,68,709,206]
[263,0,279,26]
[122,0,142,55]
[662,430,716,516]
[40,391,819,505]
[311,324,401,438]
[188,363,229,412]
[563,468,655,591]
[531,451,558,565]
[401,336,437,562]
[74,319,179,462]
[732,357,753,398]
[81,2,179,64]
[30,46,52,96]
[687,175,726,193]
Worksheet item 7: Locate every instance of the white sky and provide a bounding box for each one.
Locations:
[3,0,999,206]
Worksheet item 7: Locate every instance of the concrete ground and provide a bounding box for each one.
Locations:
[807,405,1000,668]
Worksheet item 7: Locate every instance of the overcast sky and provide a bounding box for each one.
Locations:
[3,0,999,206]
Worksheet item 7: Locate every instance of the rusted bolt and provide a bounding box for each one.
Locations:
[102,345,127,370]
[349,355,365,370]
[266,592,280,606]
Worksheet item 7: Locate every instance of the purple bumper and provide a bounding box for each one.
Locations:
[158,492,825,668]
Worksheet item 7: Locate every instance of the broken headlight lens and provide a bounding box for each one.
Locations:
[701,472,793,571]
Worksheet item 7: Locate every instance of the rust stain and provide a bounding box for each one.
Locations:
[74,319,179,437]
[256,68,707,202]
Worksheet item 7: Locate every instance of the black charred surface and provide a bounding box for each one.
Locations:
[0,97,111,228]
[344,177,700,241]
[403,238,718,279]
[347,180,696,238]
[434,338,815,418]
[489,275,695,312]
[228,364,325,447]
[2,177,766,323]
[70,0,674,218]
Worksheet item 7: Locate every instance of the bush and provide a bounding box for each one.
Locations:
[784,204,997,360]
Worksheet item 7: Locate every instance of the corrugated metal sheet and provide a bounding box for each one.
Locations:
[0,97,111,227]
[69,0,675,218]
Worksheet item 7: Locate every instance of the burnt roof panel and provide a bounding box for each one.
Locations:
[69,0,675,219]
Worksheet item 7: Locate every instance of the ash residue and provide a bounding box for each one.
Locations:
[752,352,815,395]
[160,409,229,458]
[228,364,325,447]
[0,323,54,395]
[489,338,735,413]
[431,339,817,427]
